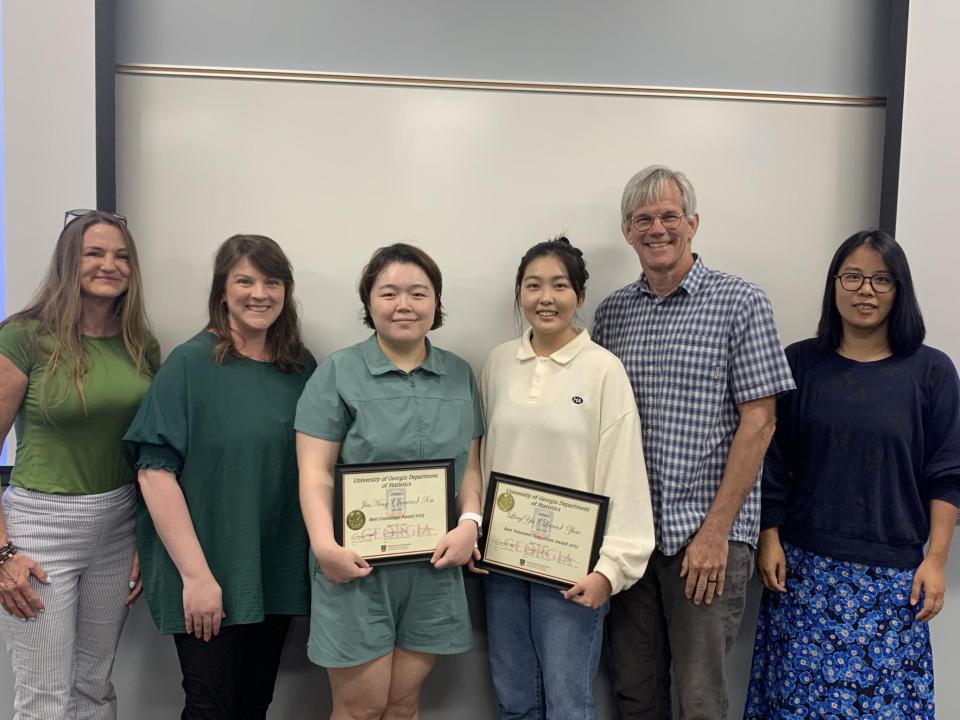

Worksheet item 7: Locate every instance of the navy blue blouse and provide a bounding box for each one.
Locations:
[762,338,960,568]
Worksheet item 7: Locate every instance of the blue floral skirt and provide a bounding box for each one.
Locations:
[744,542,933,719]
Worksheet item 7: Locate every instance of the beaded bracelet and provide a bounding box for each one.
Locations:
[0,541,17,566]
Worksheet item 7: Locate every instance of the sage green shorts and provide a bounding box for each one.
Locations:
[307,558,473,668]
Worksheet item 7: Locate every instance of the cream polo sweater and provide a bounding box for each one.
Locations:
[479,328,655,594]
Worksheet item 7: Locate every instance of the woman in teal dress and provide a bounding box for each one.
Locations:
[296,243,484,720]
[124,235,316,720]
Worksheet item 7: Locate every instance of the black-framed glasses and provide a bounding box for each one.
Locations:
[63,209,128,228]
[835,272,896,293]
[629,212,684,233]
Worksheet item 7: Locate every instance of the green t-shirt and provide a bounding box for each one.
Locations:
[295,333,484,487]
[124,331,317,634]
[0,319,158,495]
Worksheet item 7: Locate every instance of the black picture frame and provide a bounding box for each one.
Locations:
[333,458,456,566]
[477,471,609,589]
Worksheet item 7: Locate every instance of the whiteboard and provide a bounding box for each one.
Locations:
[116,74,885,367]
[84,74,892,720]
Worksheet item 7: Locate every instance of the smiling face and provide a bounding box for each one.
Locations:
[835,245,896,338]
[622,180,698,279]
[368,262,437,351]
[79,223,130,302]
[519,254,581,349]
[223,256,285,341]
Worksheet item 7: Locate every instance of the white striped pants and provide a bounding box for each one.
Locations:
[1,484,137,720]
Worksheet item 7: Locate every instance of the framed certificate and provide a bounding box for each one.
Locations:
[334,459,456,565]
[477,472,609,589]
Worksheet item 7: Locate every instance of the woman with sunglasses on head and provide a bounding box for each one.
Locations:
[479,237,655,720]
[0,210,158,719]
[124,235,315,719]
[744,230,960,720]
[296,243,483,720]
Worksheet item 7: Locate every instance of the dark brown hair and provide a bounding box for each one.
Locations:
[358,243,445,330]
[206,234,307,372]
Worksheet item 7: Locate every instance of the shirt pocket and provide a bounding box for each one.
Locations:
[661,330,725,391]
[659,331,727,453]
[340,399,383,464]
[421,398,467,462]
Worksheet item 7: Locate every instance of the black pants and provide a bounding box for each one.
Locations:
[173,615,292,720]
[606,544,754,720]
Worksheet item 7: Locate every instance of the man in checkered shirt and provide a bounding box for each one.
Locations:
[593,165,794,720]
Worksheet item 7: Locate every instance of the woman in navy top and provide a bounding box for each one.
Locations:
[744,230,960,719]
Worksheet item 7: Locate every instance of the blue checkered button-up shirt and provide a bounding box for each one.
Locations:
[593,256,794,555]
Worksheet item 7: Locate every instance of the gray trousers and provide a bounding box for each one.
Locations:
[1,484,137,720]
[606,542,754,720]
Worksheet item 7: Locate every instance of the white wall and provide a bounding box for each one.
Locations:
[1,0,98,311]
[9,1,952,718]
[895,0,960,712]
[0,0,99,716]
[897,1,960,364]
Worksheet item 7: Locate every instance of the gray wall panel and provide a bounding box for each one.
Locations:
[116,0,891,96]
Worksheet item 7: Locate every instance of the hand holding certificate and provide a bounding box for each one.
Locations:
[334,459,456,565]
[477,472,609,589]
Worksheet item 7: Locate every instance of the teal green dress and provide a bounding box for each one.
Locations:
[124,331,316,634]
[295,334,484,667]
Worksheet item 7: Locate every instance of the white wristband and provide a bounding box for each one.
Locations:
[458,512,483,535]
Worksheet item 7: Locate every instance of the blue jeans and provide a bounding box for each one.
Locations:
[483,573,608,720]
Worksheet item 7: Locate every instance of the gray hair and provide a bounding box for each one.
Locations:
[620,165,698,230]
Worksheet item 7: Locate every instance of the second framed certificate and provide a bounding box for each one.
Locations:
[477,472,609,589]
[334,459,456,565]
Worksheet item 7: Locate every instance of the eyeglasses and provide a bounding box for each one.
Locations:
[835,272,896,294]
[629,212,684,233]
[63,209,128,228]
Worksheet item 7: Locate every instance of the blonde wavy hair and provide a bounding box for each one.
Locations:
[1,211,156,413]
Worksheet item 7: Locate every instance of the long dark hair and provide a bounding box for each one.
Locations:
[206,234,307,372]
[815,230,925,356]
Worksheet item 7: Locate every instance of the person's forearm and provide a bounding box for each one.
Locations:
[0,498,10,546]
[138,468,212,582]
[0,359,29,547]
[455,439,483,516]
[300,476,337,553]
[704,399,776,533]
[456,482,481,516]
[296,433,341,554]
[925,499,958,565]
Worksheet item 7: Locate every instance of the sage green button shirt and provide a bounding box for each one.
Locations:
[295,334,483,483]
[295,333,482,667]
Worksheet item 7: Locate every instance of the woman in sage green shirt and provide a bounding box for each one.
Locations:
[124,235,315,719]
[296,243,484,719]
[0,210,157,719]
